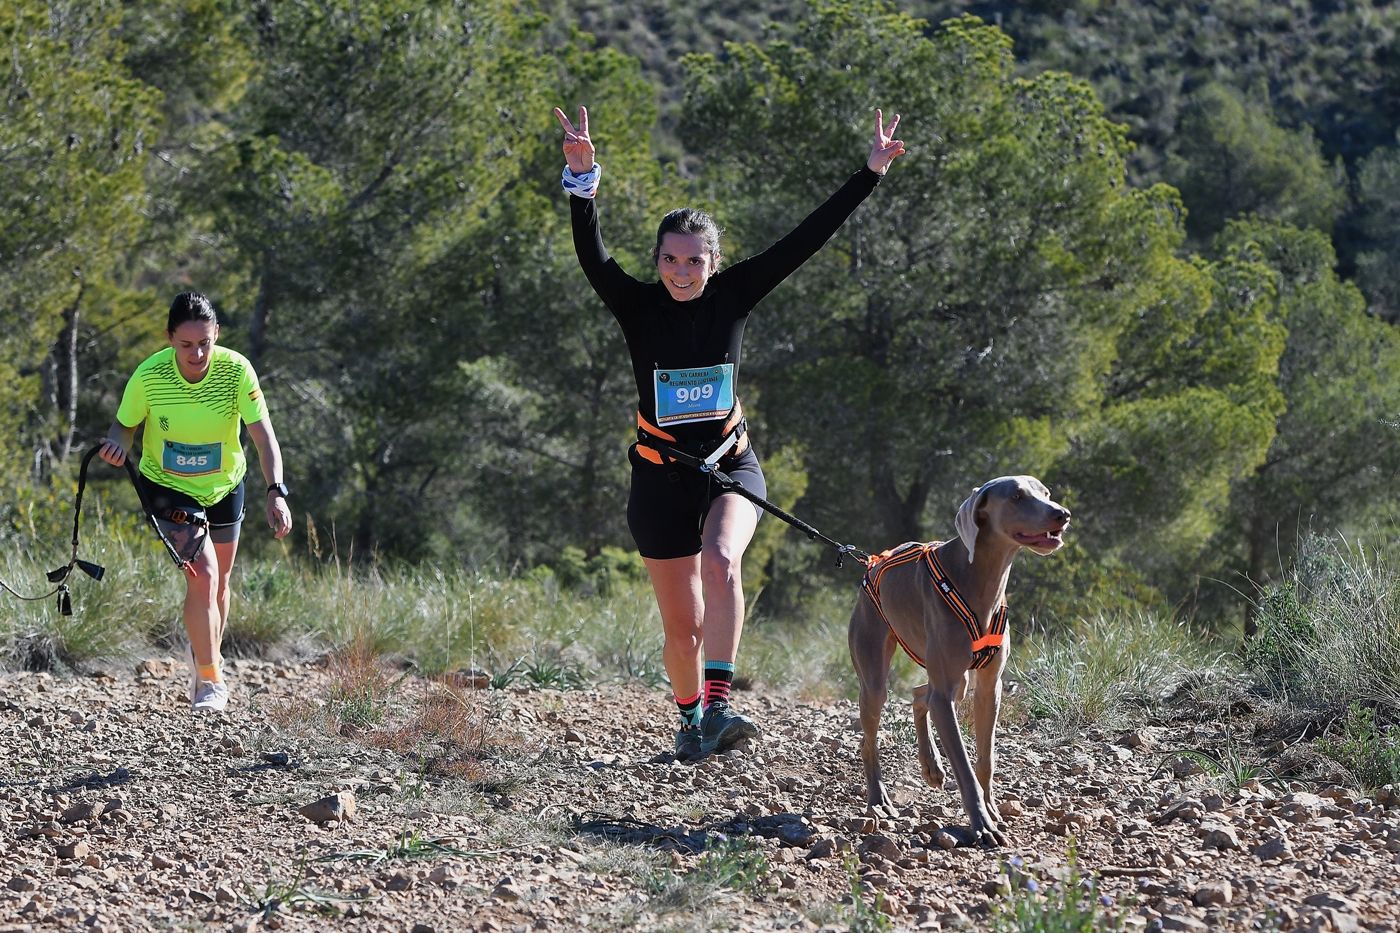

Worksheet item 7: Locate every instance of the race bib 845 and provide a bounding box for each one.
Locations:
[162,440,222,476]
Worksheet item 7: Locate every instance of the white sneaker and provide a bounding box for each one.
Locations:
[191,680,230,713]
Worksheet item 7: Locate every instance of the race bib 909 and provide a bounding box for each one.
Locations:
[162,440,222,476]
[653,364,735,426]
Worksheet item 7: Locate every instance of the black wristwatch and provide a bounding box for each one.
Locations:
[267,482,291,499]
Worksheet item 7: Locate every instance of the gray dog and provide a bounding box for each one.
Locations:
[848,475,1070,847]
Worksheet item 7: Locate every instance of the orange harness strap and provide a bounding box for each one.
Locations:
[860,542,1007,671]
[635,401,749,466]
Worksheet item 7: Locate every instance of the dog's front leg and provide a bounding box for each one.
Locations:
[926,685,1008,848]
[971,660,1006,832]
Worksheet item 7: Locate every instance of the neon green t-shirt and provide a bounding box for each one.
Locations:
[116,346,270,505]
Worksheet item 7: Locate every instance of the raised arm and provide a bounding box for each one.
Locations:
[554,104,640,312]
[729,108,906,303]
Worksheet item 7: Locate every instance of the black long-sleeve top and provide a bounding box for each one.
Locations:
[570,167,881,447]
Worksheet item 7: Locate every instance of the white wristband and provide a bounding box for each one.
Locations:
[562,162,601,199]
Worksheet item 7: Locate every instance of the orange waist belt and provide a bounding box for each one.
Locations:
[634,402,749,466]
[860,542,1007,671]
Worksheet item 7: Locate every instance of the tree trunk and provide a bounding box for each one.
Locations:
[35,286,84,481]
[249,259,272,366]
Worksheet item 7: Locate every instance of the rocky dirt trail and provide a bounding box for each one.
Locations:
[1,657,1398,932]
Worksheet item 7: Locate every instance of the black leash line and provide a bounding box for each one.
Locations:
[643,439,872,569]
[1,444,204,615]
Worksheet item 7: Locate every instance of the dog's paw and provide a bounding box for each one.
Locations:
[971,818,1009,849]
[919,762,946,790]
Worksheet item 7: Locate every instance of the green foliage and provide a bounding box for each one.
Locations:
[1354,142,1400,320]
[643,837,769,912]
[2,0,1400,654]
[1245,534,1400,717]
[1317,703,1400,792]
[1210,222,1400,605]
[1167,83,1346,243]
[992,843,1124,933]
[1153,743,1286,795]
[0,0,161,474]
[840,856,894,932]
[315,828,483,865]
[537,545,647,597]
[1014,611,1227,733]
[253,857,370,920]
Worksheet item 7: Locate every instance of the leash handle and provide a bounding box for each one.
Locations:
[78,444,198,572]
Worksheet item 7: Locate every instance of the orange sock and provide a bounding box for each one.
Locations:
[196,663,222,683]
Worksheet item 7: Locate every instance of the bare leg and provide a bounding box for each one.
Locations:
[212,539,239,661]
[697,494,758,664]
[182,537,220,669]
[642,555,704,700]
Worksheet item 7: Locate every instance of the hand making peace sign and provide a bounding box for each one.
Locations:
[554,105,595,175]
[866,109,906,176]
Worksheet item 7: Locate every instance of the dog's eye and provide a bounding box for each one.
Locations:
[1011,491,1023,501]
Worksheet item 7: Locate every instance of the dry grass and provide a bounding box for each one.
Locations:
[365,679,504,781]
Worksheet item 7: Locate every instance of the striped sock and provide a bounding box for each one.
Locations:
[675,691,702,729]
[703,661,735,708]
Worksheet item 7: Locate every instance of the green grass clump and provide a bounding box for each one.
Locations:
[644,837,769,912]
[1317,702,1400,792]
[1245,534,1400,719]
[840,857,893,932]
[1013,610,1227,734]
[992,843,1126,933]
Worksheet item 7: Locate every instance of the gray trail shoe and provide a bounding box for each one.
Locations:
[191,680,230,713]
[674,725,702,762]
[699,700,758,755]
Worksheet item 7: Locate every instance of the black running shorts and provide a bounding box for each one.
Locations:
[138,474,247,547]
[626,444,766,560]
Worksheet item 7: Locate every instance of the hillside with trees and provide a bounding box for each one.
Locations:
[4,0,1400,629]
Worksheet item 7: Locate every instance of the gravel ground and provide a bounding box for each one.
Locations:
[2,657,1398,932]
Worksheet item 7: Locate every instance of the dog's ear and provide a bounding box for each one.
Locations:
[955,486,983,563]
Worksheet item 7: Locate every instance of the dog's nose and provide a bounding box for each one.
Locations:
[1054,506,1071,523]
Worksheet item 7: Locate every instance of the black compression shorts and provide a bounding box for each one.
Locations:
[138,475,247,546]
[626,443,766,560]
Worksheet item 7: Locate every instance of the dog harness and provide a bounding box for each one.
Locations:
[860,542,1008,671]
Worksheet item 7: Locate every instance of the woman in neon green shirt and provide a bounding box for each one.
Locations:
[99,292,292,713]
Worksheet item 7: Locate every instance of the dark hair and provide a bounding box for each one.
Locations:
[653,208,723,268]
[166,292,218,333]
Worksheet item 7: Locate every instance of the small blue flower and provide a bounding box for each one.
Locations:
[1025,879,1040,894]
[1009,856,1024,868]
[1100,894,1114,907]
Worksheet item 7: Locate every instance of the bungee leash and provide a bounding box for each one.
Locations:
[1,444,206,616]
[640,437,872,569]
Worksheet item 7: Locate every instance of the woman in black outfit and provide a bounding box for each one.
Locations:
[554,104,905,760]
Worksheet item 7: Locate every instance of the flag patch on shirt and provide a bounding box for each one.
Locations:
[249,389,261,402]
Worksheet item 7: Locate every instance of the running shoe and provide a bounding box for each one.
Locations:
[699,700,758,755]
[191,680,230,713]
[674,725,703,762]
